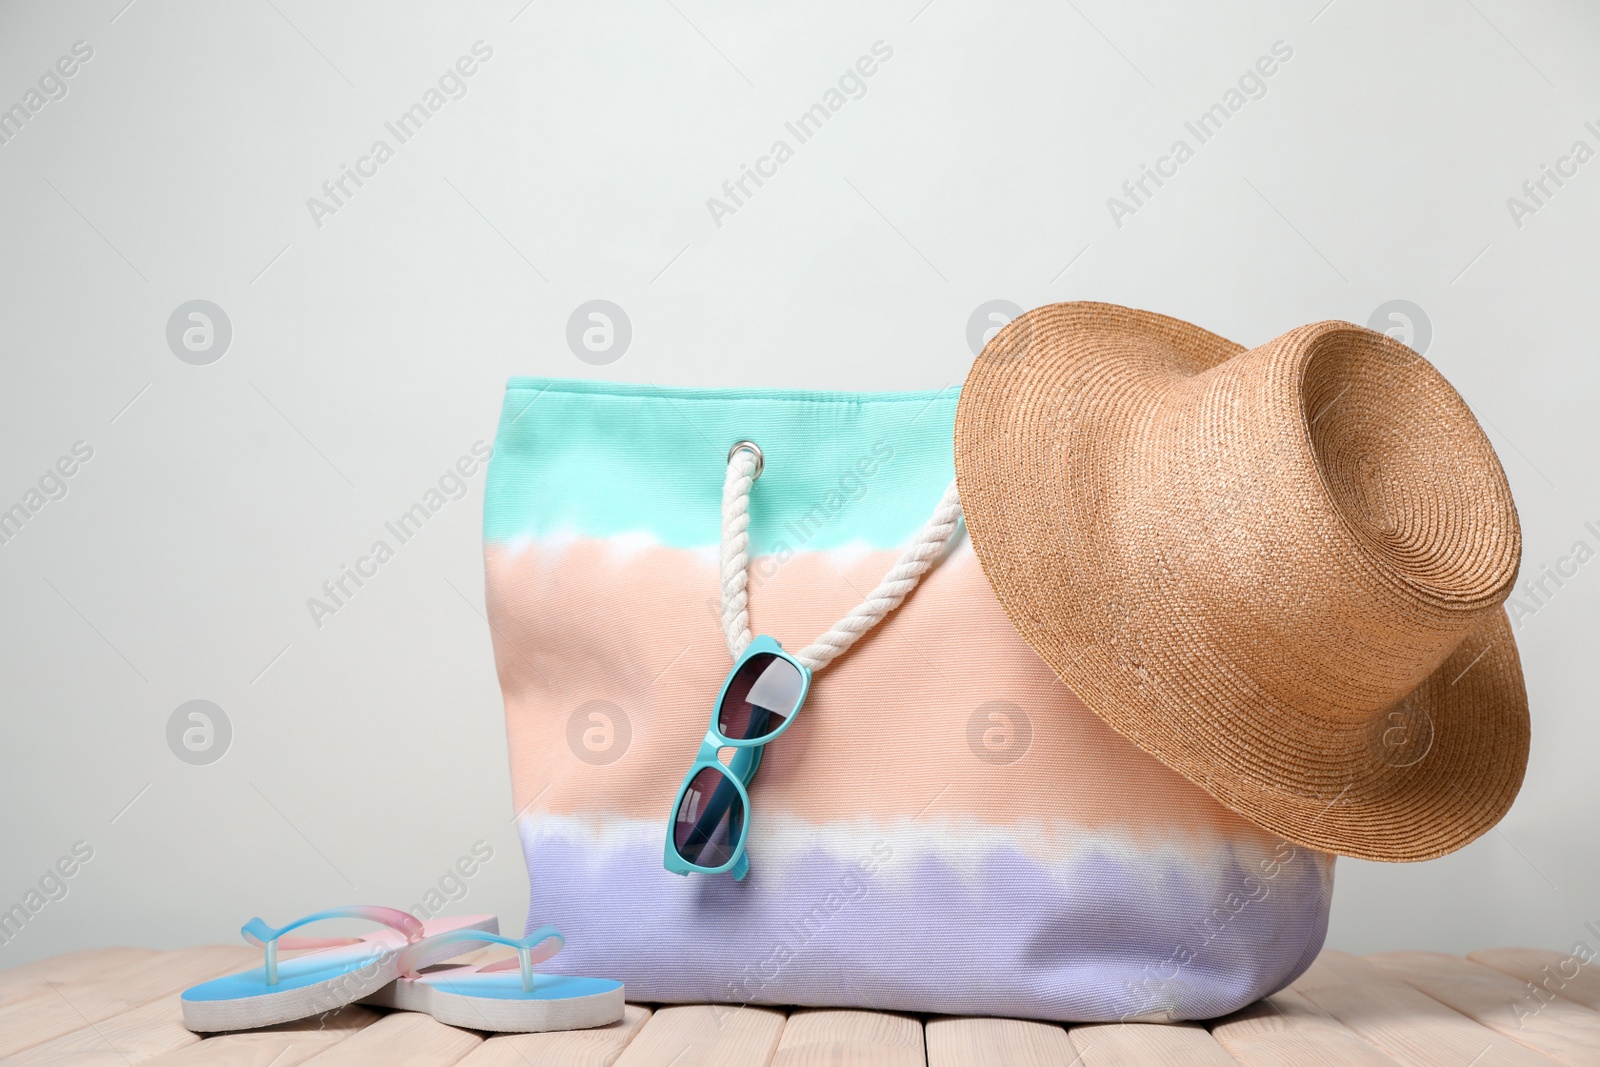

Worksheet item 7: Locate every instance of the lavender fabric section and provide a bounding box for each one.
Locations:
[519,819,1334,1022]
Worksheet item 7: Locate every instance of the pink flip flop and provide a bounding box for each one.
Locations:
[182,907,498,1032]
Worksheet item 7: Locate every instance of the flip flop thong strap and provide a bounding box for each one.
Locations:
[241,906,426,987]
[398,925,564,993]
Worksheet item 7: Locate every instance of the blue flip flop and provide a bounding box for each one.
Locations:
[182,907,498,1032]
[360,925,624,1033]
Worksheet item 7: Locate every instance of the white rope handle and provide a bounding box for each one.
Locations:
[719,446,760,660]
[720,444,963,673]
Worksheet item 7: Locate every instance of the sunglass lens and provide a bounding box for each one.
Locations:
[671,766,746,869]
[717,653,804,741]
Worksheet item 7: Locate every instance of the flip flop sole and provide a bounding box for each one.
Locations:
[364,972,626,1033]
[182,961,399,1032]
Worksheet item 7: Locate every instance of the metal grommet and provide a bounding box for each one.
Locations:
[728,440,764,480]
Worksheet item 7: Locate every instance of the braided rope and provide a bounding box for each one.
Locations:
[719,447,760,660]
[719,448,963,673]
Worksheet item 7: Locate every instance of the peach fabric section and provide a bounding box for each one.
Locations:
[486,535,1285,854]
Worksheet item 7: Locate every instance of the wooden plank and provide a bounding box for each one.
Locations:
[458,1004,653,1067]
[1472,949,1600,1014]
[296,1010,482,1066]
[0,996,194,1067]
[1210,988,1405,1066]
[1068,1021,1240,1065]
[771,1010,924,1067]
[135,1005,379,1067]
[3,952,361,1067]
[1368,951,1600,1067]
[0,948,161,999]
[612,1004,786,1067]
[1290,951,1558,1067]
[0,946,256,1060]
[0,950,164,1012]
[926,1016,1076,1067]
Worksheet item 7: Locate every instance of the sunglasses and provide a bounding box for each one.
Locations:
[663,635,811,880]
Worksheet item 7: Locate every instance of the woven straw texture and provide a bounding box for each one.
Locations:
[954,302,1528,862]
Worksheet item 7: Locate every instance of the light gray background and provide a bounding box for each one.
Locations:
[1,0,1596,969]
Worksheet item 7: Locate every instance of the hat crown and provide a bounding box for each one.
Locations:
[1297,325,1520,609]
[1124,321,1520,724]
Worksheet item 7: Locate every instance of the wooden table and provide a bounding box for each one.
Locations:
[1,944,1596,1065]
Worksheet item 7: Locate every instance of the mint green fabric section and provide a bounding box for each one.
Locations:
[484,378,958,554]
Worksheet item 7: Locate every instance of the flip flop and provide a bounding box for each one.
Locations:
[360,924,625,1033]
[182,907,498,1032]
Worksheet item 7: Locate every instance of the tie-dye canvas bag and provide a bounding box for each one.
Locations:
[481,377,1334,1023]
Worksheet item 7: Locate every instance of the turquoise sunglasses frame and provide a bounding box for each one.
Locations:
[663,635,812,880]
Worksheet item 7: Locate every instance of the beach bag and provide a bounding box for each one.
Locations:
[480,377,1335,1022]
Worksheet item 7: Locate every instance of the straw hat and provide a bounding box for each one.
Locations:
[954,302,1528,862]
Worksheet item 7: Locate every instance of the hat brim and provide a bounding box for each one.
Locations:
[954,302,1529,861]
